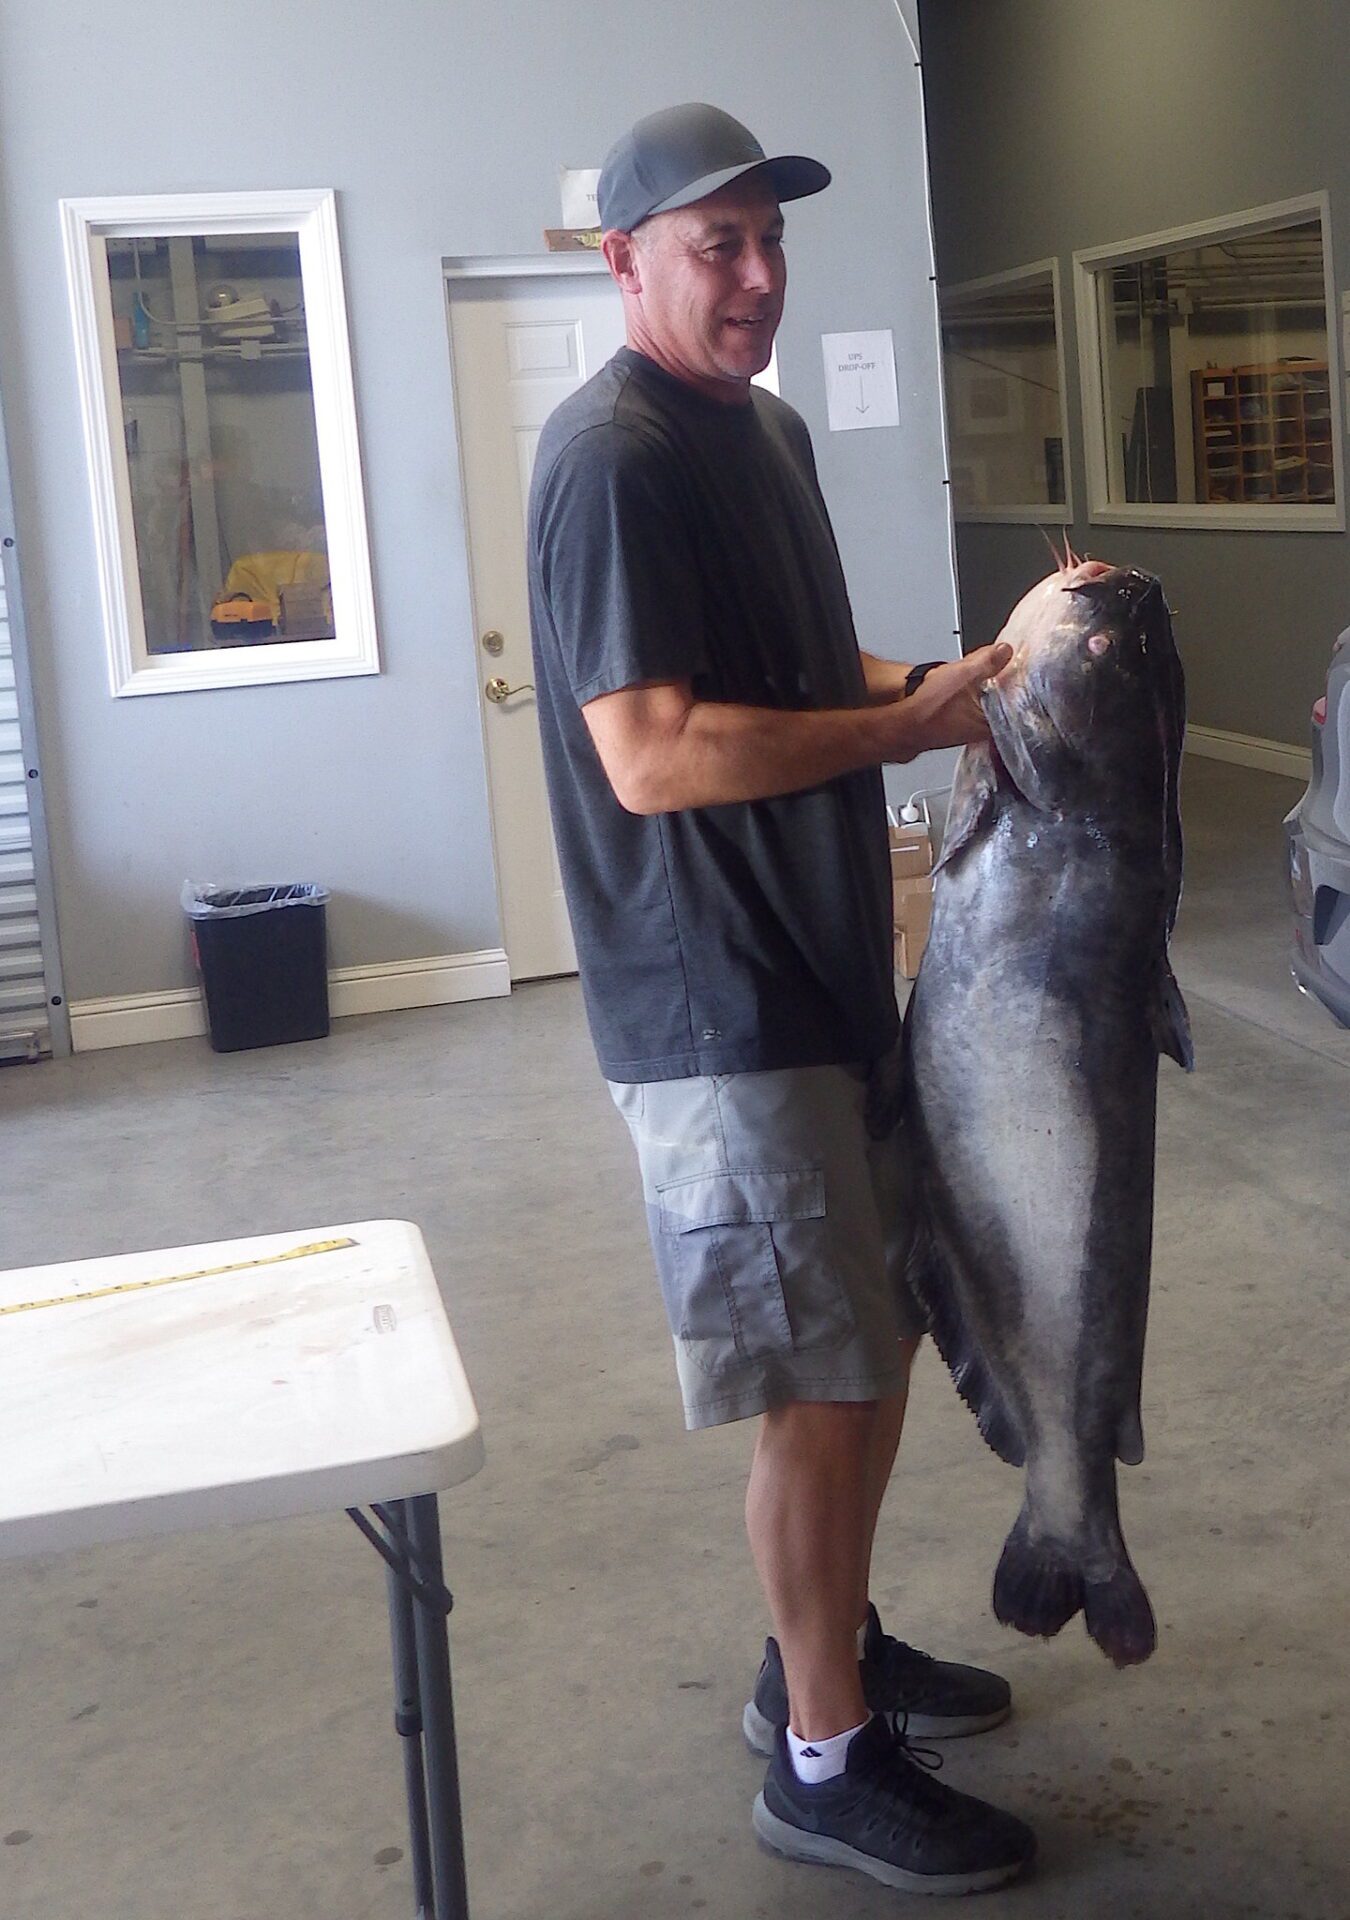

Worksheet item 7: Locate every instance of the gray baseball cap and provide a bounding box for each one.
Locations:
[597,102,830,234]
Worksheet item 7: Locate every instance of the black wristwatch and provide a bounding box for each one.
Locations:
[903,660,944,698]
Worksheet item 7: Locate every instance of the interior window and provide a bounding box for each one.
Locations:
[940,266,1068,518]
[109,231,331,654]
[1088,216,1333,511]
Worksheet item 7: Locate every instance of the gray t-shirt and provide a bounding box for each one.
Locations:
[527,346,898,1082]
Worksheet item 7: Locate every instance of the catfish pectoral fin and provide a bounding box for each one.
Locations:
[905,1219,1026,1468]
[934,745,998,871]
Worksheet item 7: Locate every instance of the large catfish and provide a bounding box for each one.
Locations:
[903,558,1192,1667]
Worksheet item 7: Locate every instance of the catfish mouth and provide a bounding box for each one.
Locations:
[985,560,1161,698]
[984,559,1121,690]
[980,561,1179,815]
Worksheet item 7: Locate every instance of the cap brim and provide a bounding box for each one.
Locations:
[645,153,831,221]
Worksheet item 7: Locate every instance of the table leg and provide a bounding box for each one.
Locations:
[406,1493,471,1920]
[383,1499,435,1919]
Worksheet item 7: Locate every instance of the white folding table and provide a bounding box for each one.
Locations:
[0,1219,485,1920]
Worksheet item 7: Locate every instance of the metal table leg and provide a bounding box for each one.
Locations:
[382,1499,435,1919]
[352,1495,470,1920]
[406,1494,471,1920]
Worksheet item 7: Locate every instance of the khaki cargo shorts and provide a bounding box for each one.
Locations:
[607,1057,926,1430]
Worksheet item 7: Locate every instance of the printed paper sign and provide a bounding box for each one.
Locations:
[822,329,900,433]
[560,168,602,231]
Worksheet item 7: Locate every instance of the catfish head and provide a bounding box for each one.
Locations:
[940,558,1187,951]
[981,559,1185,829]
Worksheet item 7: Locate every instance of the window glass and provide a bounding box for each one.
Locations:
[109,232,331,653]
[940,269,1067,515]
[1091,217,1332,508]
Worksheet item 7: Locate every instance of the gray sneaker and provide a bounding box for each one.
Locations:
[752,1713,1035,1895]
[742,1605,1011,1753]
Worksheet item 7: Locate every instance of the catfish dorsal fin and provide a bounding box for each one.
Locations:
[1151,961,1195,1071]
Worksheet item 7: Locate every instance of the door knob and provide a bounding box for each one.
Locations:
[485,675,535,704]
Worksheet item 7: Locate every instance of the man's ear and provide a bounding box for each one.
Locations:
[603,228,642,294]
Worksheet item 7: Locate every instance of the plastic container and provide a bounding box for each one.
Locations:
[183,883,331,1053]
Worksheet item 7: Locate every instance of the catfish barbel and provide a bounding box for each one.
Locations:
[904,556,1192,1667]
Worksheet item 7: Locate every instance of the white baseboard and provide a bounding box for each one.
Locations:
[327,950,510,1019]
[69,947,511,1053]
[72,986,207,1051]
[1186,725,1311,781]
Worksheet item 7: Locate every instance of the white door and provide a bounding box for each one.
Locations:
[447,263,627,982]
[446,261,780,985]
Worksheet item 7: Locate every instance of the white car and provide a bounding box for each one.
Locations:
[1285,627,1350,1027]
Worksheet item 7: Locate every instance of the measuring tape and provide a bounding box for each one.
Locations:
[0,1236,358,1320]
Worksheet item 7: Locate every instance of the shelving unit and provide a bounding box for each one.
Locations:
[1192,361,1334,504]
[111,235,317,649]
[120,341,310,364]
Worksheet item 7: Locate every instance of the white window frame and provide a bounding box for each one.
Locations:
[940,257,1075,525]
[1074,191,1345,533]
[60,188,379,696]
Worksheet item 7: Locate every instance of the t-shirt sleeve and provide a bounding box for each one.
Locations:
[533,423,709,704]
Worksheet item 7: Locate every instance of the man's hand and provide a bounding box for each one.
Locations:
[883,642,1013,755]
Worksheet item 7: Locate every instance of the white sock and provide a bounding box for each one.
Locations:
[787,1716,871,1785]
[856,1615,871,1659]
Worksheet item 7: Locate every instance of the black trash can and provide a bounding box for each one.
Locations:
[184,883,331,1053]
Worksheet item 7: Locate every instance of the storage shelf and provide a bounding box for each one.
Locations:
[1193,361,1335,503]
[118,342,311,363]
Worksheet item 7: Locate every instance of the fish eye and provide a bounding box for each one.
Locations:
[1086,633,1111,657]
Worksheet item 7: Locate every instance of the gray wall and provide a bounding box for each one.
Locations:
[918,0,1350,747]
[0,0,957,1005]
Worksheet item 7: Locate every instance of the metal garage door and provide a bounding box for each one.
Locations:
[0,573,54,1061]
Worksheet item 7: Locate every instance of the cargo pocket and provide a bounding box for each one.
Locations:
[653,1168,855,1376]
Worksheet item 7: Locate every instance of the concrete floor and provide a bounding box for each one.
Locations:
[0,757,1346,1920]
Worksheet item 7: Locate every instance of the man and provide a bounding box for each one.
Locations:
[527,102,1034,1895]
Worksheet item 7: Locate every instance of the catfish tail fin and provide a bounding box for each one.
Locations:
[1083,1561,1156,1667]
[992,1505,1084,1640]
[992,1504,1157,1666]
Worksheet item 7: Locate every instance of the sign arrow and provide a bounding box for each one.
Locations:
[856,373,869,414]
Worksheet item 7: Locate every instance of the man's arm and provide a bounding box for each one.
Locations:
[858,651,914,706]
[582,644,1012,815]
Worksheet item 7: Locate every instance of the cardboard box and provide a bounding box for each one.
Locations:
[889,822,935,980]
[543,227,603,252]
[277,581,334,641]
[888,821,933,880]
[896,926,926,980]
[893,877,933,980]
